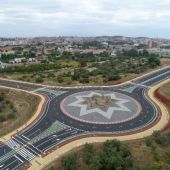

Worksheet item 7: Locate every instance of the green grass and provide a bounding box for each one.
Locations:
[160,82,170,97]
[57,60,79,67]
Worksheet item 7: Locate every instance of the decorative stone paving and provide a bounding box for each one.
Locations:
[60,90,141,124]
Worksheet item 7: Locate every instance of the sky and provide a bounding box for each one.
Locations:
[0,0,170,38]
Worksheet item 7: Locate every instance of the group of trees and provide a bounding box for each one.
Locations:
[0,92,16,122]
[91,64,121,82]
[0,49,36,63]
[0,48,161,85]
[0,63,61,73]
[89,140,132,170]
[49,131,170,170]
[51,140,133,170]
[122,49,160,69]
[71,68,90,83]
[0,53,17,63]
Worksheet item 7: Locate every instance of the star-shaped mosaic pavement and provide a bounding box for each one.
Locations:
[68,91,131,119]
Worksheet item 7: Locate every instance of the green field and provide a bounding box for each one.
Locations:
[160,81,170,97]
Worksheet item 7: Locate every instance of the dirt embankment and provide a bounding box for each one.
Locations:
[0,88,40,137]
[155,89,170,108]
[154,87,170,132]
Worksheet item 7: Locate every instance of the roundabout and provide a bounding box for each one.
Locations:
[55,87,158,133]
[60,90,141,125]
[0,66,169,170]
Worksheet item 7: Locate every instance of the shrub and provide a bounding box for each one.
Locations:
[153,131,168,146]
[61,153,78,170]
[35,77,44,83]
[57,75,64,83]
[79,78,89,84]
[0,93,4,102]
[145,138,153,147]
[0,115,6,122]
[90,140,132,170]
[47,72,55,78]
[83,143,93,164]
[5,100,10,105]
[107,74,121,81]
[7,113,16,119]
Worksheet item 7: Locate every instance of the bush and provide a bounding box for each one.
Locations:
[61,153,78,170]
[79,78,89,84]
[47,72,55,78]
[107,74,121,81]
[13,108,17,113]
[7,113,16,119]
[145,138,153,147]
[0,115,6,122]
[49,167,55,170]
[71,69,89,81]
[35,77,44,83]
[154,135,168,146]
[153,131,161,138]
[151,143,160,161]
[90,155,102,170]
[9,103,14,109]
[153,131,168,146]
[57,75,64,83]
[0,93,4,102]
[83,143,93,164]
[5,100,10,105]
[90,140,132,170]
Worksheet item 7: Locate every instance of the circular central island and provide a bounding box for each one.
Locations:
[60,90,141,125]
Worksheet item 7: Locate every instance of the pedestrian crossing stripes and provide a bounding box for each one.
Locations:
[6,139,20,150]
[17,148,36,161]
[5,138,37,161]
[33,87,67,96]
[118,85,137,93]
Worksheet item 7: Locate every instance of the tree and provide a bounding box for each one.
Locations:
[61,153,78,170]
[35,77,44,83]
[90,140,132,170]
[148,55,160,68]
[99,51,110,61]
[71,69,90,81]
[0,93,5,102]
[83,143,93,164]
[57,75,64,83]
[79,78,89,84]
[90,156,102,170]
[79,59,87,67]
[107,73,121,81]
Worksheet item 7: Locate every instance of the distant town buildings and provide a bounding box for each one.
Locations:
[0,36,170,68]
[148,48,170,57]
[148,40,158,48]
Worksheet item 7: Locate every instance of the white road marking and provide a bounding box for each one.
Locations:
[0,164,4,168]
[14,155,23,163]
[131,82,150,88]
[22,135,30,141]
[17,148,36,161]
[141,70,170,85]
[1,159,18,170]
[36,130,78,148]
[6,139,20,149]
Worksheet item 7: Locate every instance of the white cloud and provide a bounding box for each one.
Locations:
[0,0,170,37]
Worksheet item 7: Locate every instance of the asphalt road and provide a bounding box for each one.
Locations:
[0,66,169,170]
